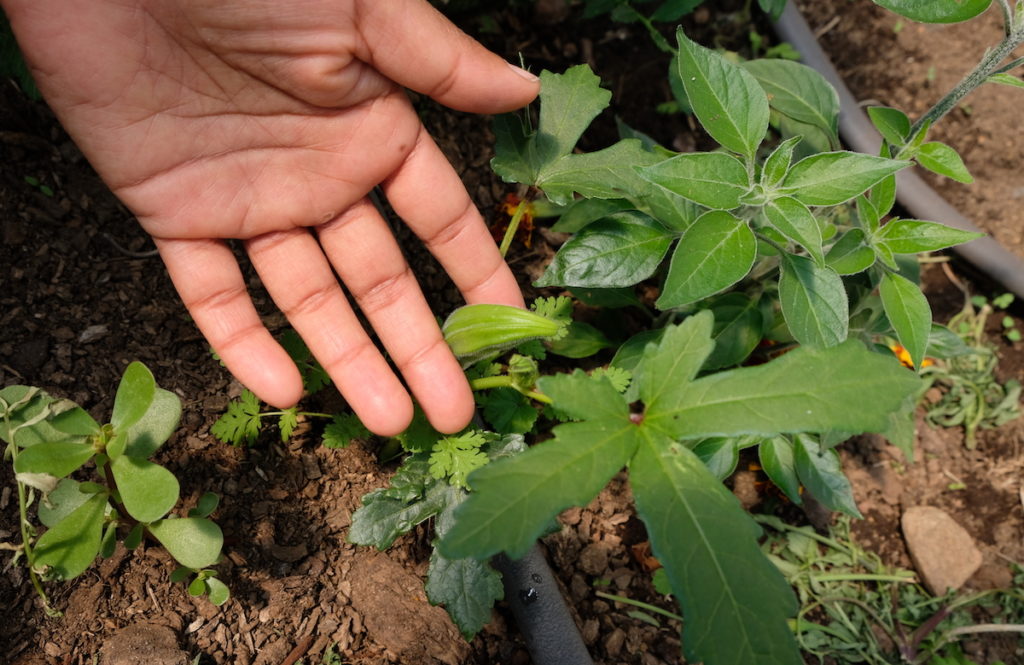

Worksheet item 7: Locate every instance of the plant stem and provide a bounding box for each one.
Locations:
[469,375,553,404]
[595,590,683,622]
[908,26,1024,138]
[993,54,1024,74]
[8,441,54,613]
[998,0,1014,35]
[811,573,916,584]
[498,198,530,258]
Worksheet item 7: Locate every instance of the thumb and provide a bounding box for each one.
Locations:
[357,0,539,114]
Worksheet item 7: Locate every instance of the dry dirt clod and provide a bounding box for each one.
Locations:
[99,622,189,665]
[902,505,983,595]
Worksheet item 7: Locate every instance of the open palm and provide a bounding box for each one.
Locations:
[5,0,539,434]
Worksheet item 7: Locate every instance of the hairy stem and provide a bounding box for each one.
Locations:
[908,26,1024,138]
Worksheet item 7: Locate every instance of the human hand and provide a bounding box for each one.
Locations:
[4,0,540,435]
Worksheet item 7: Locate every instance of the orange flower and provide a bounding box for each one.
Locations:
[490,193,535,249]
[889,344,934,369]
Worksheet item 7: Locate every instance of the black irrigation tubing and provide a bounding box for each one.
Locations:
[774,3,1024,300]
[492,546,595,665]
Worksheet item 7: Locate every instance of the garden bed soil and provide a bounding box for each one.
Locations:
[2,3,1023,664]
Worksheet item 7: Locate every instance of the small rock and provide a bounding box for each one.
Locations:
[579,542,610,576]
[902,506,982,595]
[78,324,108,343]
[100,622,189,665]
[43,643,62,658]
[604,627,626,658]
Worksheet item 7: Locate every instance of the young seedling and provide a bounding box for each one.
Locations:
[1,362,228,611]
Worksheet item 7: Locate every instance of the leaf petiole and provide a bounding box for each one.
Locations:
[498,196,530,258]
[469,375,552,404]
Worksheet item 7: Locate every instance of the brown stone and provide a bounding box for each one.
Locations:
[99,622,188,665]
[902,506,982,595]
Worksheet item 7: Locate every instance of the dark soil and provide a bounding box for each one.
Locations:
[2,3,1022,665]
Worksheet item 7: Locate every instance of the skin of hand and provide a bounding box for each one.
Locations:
[3,0,540,436]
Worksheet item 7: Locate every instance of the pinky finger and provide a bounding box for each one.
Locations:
[155,238,303,408]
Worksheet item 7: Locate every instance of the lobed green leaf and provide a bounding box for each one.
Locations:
[631,436,800,665]
[439,420,639,560]
[647,340,922,440]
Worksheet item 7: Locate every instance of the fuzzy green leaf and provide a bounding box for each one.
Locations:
[880,272,932,371]
[779,254,849,348]
[110,456,180,523]
[657,211,757,309]
[536,211,673,288]
[874,219,984,254]
[425,490,505,640]
[111,361,156,431]
[743,59,839,143]
[539,139,654,205]
[825,229,876,275]
[426,551,503,640]
[675,28,769,156]
[793,435,861,517]
[542,369,630,422]
[763,197,825,265]
[870,0,992,23]
[916,142,973,183]
[636,151,750,209]
[631,436,800,665]
[349,475,452,549]
[758,437,802,504]
[867,106,911,146]
[780,152,911,206]
[148,517,224,569]
[33,492,107,581]
[761,136,802,189]
[705,294,765,369]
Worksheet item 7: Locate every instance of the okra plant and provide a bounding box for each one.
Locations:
[1,362,228,612]
[348,1,1024,662]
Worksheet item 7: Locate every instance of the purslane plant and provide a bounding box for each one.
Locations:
[1,362,228,612]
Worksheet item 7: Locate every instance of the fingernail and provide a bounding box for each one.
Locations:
[508,63,539,83]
